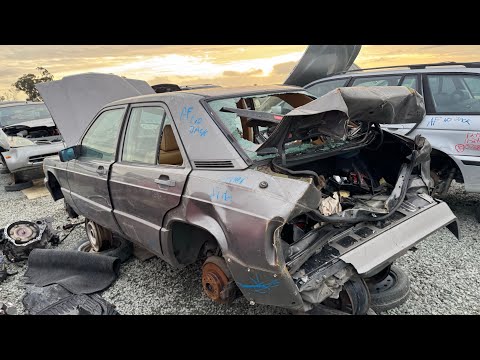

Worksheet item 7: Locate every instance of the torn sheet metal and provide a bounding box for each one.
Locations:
[258,86,426,152]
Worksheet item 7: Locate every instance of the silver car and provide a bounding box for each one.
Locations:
[302,62,480,221]
[0,101,64,190]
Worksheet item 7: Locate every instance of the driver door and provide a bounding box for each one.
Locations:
[67,106,126,234]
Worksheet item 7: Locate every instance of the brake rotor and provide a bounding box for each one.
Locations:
[202,262,230,303]
[8,222,39,244]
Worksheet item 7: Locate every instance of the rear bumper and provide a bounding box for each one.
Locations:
[340,201,459,276]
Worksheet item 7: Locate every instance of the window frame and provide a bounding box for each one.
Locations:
[78,105,128,163]
[305,77,351,97]
[399,74,422,94]
[117,102,188,169]
[120,104,166,166]
[422,72,480,115]
[348,74,404,88]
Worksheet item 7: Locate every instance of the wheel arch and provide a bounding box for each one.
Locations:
[46,170,64,201]
[162,217,229,268]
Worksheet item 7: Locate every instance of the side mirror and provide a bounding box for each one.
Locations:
[59,145,81,162]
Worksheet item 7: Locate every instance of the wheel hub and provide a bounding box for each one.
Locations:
[86,221,101,252]
[202,262,229,303]
[368,272,397,294]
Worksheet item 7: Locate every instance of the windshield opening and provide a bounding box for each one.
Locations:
[0,103,51,127]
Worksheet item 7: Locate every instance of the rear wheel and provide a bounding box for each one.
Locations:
[201,256,238,304]
[366,265,410,313]
[321,275,371,315]
[475,205,480,223]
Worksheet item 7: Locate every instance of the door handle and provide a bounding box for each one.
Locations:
[154,175,176,187]
[96,166,107,176]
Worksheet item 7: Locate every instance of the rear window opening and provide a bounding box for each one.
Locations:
[208,92,314,161]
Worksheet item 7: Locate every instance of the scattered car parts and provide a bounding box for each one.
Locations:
[0,218,56,262]
[22,283,118,315]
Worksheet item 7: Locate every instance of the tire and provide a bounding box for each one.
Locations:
[367,265,410,313]
[5,180,34,192]
[74,236,132,263]
[85,219,113,252]
[321,275,371,315]
[475,205,480,223]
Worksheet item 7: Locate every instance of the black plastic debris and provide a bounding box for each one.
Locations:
[22,284,119,315]
[37,294,119,315]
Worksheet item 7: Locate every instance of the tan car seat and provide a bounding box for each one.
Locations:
[159,125,182,165]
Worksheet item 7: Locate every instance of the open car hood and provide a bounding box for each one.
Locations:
[284,45,361,87]
[257,86,426,153]
[36,73,155,147]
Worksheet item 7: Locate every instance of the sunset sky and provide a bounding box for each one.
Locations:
[1,45,480,100]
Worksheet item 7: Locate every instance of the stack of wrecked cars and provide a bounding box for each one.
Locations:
[36,73,459,314]
[0,101,64,191]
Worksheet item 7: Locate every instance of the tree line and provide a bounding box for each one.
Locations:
[0,67,54,102]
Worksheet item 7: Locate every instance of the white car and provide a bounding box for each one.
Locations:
[0,101,64,191]
[303,62,480,221]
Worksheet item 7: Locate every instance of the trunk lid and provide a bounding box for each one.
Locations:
[284,45,362,87]
[257,86,426,154]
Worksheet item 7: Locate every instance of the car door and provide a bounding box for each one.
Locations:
[67,106,127,233]
[109,103,191,255]
[412,73,480,191]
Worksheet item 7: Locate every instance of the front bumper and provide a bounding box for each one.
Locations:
[2,142,64,173]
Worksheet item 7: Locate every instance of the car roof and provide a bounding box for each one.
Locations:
[107,84,304,107]
[305,63,480,87]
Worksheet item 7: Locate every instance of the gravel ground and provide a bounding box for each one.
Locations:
[0,171,479,315]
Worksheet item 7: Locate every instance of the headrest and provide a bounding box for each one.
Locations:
[161,125,179,151]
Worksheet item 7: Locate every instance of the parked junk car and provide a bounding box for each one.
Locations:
[301,62,480,221]
[0,101,64,191]
[37,73,459,314]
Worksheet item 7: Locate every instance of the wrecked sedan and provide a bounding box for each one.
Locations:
[39,76,459,314]
[0,101,64,190]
